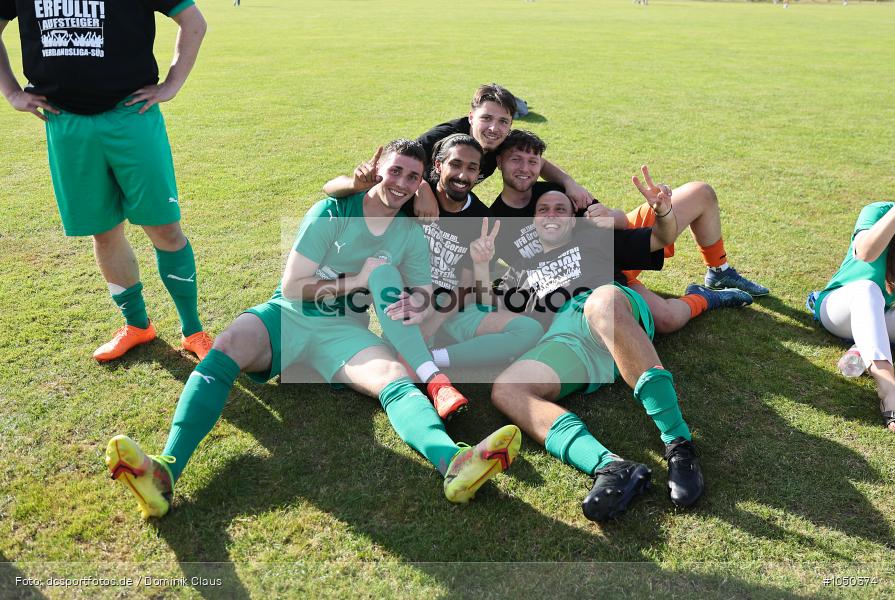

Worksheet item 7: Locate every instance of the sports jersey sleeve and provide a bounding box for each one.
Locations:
[0,0,16,20]
[613,228,664,271]
[399,225,433,288]
[292,199,341,263]
[853,202,894,238]
[417,117,466,162]
[150,0,195,16]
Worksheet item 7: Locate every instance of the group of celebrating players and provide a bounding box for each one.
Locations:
[0,2,769,524]
[105,84,769,522]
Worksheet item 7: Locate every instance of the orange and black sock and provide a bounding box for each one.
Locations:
[680,294,709,319]
[698,238,728,268]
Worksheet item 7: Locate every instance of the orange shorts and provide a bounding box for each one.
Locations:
[621,202,675,286]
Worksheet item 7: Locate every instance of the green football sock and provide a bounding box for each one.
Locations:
[544,412,616,475]
[442,315,543,367]
[111,282,149,329]
[368,264,433,370]
[156,241,202,337]
[379,377,460,475]
[633,367,692,444]
[162,349,240,482]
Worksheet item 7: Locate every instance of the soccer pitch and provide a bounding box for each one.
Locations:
[2,0,895,597]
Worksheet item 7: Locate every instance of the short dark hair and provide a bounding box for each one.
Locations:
[430,133,483,180]
[381,138,426,166]
[471,83,517,118]
[497,129,547,157]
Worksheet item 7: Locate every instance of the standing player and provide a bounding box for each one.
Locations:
[0,1,214,361]
[490,182,705,521]
[104,141,521,518]
[493,130,762,334]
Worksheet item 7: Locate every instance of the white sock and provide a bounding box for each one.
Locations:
[108,283,128,295]
[710,262,730,272]
[432,348,450,368]
[416,361,439,383]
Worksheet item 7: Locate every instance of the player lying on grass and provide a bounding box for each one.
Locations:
[324,83,598,218]
[809,202,895,433]
[105,140,521,518]
[325,134,543,420]
[0,2,214,362]
[488,181,705,522]
[491,129,766,335]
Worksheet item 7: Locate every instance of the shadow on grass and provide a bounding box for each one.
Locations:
[142,377,807,598]
[515,111,547,124]
[0,553,46,600]
[640,293,895,551]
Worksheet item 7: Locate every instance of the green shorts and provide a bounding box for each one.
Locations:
[244,299,388,384]
[437,303,493,344]
[517,284,655,399]
[45,100,180,236]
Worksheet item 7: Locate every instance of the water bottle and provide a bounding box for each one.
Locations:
[837,346,864,378]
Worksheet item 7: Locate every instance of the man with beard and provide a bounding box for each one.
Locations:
[381,134,544,419]
[487,181,705,522]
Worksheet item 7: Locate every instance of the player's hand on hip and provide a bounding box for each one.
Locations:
[8,90,59,121]
[632,165,672,215]
[126,81,179,114]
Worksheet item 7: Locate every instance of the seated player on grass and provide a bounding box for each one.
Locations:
[104,140,522,518]
[323,83,598,218]
[492,129,763,335]
[489,180,705,522]
[390,134,544,412]
[326,134,543,421]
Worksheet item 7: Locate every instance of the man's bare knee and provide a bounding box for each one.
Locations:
[692,181,717,206]
[93,223,126,249]
[584,286,628,330]
[212,317,269,371]
[144,222,187,251]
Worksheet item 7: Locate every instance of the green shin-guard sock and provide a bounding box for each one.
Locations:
[444,315,543,367]
[379,377,460,475]
[368,265,433,370]
[633,367,692,444]
[162,349,240,481]
[544,412,615,475]
[111,282,149,329]
[156,240,202,337]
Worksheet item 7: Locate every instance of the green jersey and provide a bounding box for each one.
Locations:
[273,193,432,316]
[816,202,895,318]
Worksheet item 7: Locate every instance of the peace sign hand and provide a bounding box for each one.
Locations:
[353,146,383,189]
[631,165,672,216]
[470,217,501,265]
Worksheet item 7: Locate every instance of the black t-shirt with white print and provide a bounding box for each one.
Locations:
[506,226,664,328]
[491,181,565,269]
[421,191,492,292]
[0,0,192,114]
[417,117,498,184]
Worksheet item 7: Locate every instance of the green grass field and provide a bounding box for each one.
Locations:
[2,0,895,597]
